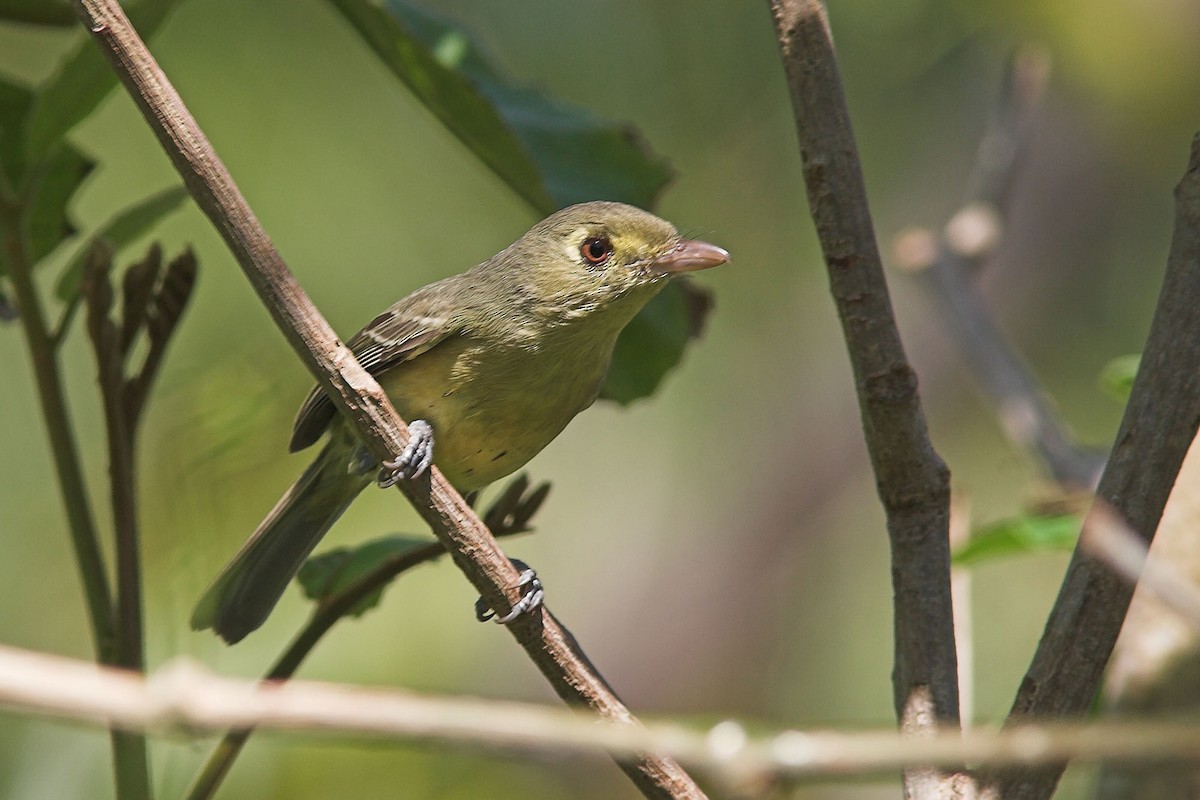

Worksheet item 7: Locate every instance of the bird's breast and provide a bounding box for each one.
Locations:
[377,327,615,491]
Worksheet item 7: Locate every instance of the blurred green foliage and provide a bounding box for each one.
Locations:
[299,535,431,617]
[1,0,1196,798]
[954,512,1080,565]
[1099,354,1139,401]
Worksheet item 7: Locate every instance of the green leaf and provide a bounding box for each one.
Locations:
[1099,354,1139,401]
[55,185,189,300]
[26,142,95,266]
[953,513,1080,566]
[329,0,708,404]
[0,75,34,189]
[602,280,713,404]
[298,535,433,617]
[24,0,184,164]
[326,0,673,214]
[0,0,75,27]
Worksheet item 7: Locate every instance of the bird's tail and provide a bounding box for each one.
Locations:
[191,432,371,643]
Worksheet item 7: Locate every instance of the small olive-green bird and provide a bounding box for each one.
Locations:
[192,201,728,643]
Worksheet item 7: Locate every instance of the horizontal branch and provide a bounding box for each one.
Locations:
[6,645,1200,789]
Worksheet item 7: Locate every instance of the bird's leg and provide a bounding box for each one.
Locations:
[376,419,435,488]
[475,559,545,624]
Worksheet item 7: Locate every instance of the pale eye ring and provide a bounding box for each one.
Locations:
[580,236,613,265]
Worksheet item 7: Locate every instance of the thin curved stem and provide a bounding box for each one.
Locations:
[0,198,115,660]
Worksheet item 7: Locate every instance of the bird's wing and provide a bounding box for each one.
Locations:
[289,289,460,452]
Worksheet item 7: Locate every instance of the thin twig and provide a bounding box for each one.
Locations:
[949,494,973,728]
[72,2,704,797]
[899,48,1104,489]
[987,135,1200,800]
[83,242,143,674]
[183,539,450,800]
[0,183,115,663]
[125,248,197,424]
[50,292,81,345]
[6,644,1200,789]
[767,4,959,797]
[82,241,154,800]
[185,481,544,800]
[1080,502,1200,631]
[1,174,135,798]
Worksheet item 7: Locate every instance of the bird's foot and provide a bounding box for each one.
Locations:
[377,419,434,488]
[476,560,544,624]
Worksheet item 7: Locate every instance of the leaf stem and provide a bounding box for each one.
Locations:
[0,180,152,799]
[185,536,497,800]
[0,198,115,661]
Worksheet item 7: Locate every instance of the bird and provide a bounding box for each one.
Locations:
[192,201,728,643]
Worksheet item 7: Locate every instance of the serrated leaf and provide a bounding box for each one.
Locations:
[25,0,184,164]
[326,0,672,215]
[602,280,713,404]
[27,142,94,266]
[56,185,189,300]
[953,513,1080,566]
[298,535,432,617]
[0,0,75,27]
[1099,354,1139,402]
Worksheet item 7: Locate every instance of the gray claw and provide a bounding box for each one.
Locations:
[476,565,544,624]
[377,419,434,488]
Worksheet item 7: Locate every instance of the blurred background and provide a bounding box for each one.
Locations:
[2,0,1199,797]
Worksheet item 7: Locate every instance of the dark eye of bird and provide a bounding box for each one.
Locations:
[580,236,613,265]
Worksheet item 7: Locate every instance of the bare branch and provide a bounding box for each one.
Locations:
[896,48,1105,489]
[988,135,1200,800]
[72,2,704,797]
[186,480,546,800]
[1081,503,1200,631]
[766,4,958,794]
[7,645,1200,790]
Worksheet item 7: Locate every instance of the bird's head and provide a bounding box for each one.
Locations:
[499,201,728,323]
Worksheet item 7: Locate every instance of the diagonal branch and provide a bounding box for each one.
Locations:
[767,0,957,732]
[72,1,704,797]
[901,49,1105,489]
[985,134,1200,800]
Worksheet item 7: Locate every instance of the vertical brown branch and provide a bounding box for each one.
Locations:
[987,135,1200,800]
[767,1,959,795]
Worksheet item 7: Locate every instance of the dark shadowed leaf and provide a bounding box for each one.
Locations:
[0,0,75,26]
[56,185,189,300]
[953,513,1080,566]
[1099,354,1139,401]
[298,535,433,617]
[602,280,713,404]
[326,0,673,214]
[27,142,94,266]
[0,76,33,192]
[328,0,709,403]
[24,0,183,163]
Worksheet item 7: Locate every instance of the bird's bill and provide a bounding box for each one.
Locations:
[651,239,730,273]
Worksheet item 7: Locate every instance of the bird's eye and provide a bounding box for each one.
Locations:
[580,236,613,265]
